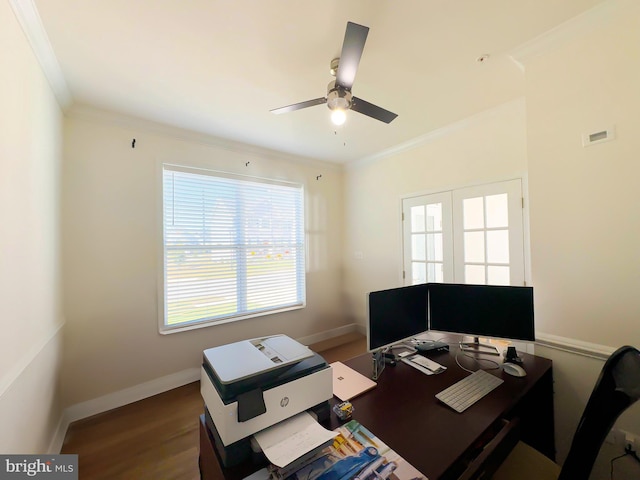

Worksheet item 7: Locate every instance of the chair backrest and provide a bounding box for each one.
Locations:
[558,345,640,480]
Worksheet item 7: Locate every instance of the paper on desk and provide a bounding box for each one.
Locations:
[253,411,338,468]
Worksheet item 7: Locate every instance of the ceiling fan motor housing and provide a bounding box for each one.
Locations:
[327,80,352,111]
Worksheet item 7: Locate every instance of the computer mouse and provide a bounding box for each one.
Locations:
[502,362,527,377]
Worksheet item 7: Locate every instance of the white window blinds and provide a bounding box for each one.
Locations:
[161,165,306,331]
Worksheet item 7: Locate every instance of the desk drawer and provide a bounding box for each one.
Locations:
[456,418,520,480]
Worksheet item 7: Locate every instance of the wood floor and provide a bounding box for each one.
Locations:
[61,334,366,479]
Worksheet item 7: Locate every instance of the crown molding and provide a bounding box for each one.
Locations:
[508,0,634,71]
[347,97,526,170]
[9,0,72,110]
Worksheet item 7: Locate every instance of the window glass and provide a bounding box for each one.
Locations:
[486,230,510,263]
[161,166,305,332]
[463,197,484,229]
[411,206,425,232]
[403,179,525,287]
[464,231,485,263]
[486,193,509,228]
[488,266,510,285]
[465,265,486,284]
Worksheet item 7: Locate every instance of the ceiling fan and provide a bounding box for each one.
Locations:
[270,21,398,126]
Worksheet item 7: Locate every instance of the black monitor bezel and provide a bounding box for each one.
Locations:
[427,282,535,342]
[366,283,429,352]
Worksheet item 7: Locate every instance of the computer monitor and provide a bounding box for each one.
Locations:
[367,284,429,352]
[427,283,534,354]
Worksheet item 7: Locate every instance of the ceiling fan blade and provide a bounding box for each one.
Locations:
[270,97,327,114]
[335,22,369,90]
[351,97,398,124]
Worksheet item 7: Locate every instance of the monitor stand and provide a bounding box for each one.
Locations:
[459,336,501,355]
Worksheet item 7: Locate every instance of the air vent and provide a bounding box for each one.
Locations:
[582,126,615,147]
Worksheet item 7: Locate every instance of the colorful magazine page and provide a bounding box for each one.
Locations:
[265,419,427,480]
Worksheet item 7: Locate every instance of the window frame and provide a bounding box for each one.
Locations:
[157,163,306,334]
[402,178,527,287]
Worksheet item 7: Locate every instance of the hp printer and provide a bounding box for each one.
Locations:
[200,335,332,466]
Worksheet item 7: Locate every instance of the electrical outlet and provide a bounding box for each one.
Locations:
[612,429,640,452]
[610,429,640,451]
[624,432,638,452]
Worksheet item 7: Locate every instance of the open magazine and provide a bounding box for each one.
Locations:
[252,419,427,480]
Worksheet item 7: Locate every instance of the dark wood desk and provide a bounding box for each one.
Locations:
[200,344,554,480]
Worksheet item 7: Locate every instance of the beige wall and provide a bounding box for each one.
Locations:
[343,99,528,327]
[524,1,640,464]
[60,111,346,406]
[4,0,639,462]
[526,2,640,348]
[0,1,65,452]
[343,1,640,468]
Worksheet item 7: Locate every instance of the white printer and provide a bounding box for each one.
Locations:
[200,335,333,467]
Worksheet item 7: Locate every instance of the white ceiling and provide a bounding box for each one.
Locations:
[29,0,605,164]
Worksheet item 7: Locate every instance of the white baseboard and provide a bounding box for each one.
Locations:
[51,324,359,452]
[296,323,359,346]
[52,367,200,452]
[48,412,70,454]
[48,326,618,452]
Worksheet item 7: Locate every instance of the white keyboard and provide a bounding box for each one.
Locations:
[436,370,504,413]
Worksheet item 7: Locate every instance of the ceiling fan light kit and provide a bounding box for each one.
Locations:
[330,109,347,126]
[270,21,397,125]
[327,80,351,125]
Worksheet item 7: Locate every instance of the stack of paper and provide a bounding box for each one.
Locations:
[253,411,338,475]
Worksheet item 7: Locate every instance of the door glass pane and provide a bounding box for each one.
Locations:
[412,234,426,261]
[465,265,485,284]
[411,206,425,232]
[412,262,426,284]
[464,231,485,263]
[426,233,443,261]
[426,203,442,232]
[428,263,444,282]
[463,197,484,229]
[486,230,509,263]
[486,194,509,228]
[488,266,510,285]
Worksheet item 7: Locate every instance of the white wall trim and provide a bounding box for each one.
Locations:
[296,323,359,346]
[67,104,342,171]
[536,332,617,361]
[47,412,69,454]
[63,367,201,426]
[0,322,64,400]
[50,324,357,451]
[47,326,616,452]
[51,367,199,452]
[9,0,72,109]
[507,0,635,71]
[347,98,526,170]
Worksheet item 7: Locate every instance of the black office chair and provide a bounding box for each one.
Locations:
[492,345,640,480]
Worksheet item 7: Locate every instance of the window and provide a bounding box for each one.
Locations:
[402,191,453,284]
[160,165,306,333]
[402,179,525,286]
